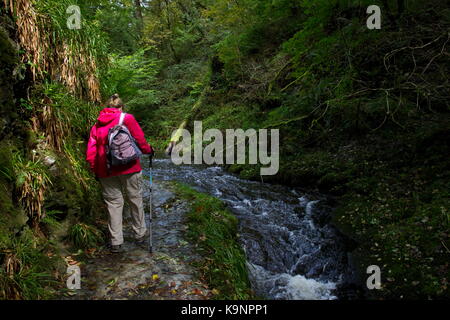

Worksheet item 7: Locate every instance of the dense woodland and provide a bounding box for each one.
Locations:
[0,0,449,299]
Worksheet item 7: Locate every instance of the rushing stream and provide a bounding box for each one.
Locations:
[146,157,361,300]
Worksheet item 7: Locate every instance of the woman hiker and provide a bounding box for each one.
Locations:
[86,94,154,253]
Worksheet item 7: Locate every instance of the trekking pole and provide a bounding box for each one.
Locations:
[148,154,153,254]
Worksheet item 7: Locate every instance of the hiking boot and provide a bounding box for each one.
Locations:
[135,230,149,245]
[110,245,124,253]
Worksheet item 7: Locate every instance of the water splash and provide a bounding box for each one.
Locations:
[247,263,337,300]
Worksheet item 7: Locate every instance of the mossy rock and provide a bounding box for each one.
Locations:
[0,181,29,233]
[0,141,29,234]
[0,25,19,137]
[24,128,39,149]
[0,26,18,67]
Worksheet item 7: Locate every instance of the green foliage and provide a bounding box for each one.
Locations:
[40,82,99,134]
[41,210,62,229]
[21,0,109,100]
[0,142,16,183]
[138,0,449,300]
[103,49,160,108]
[27,83,103,221]
[92,0,142,55]
[174,183,253,300]
[67,223,104,249]
[34,0,108,57]
[11,152,51,225]
[200,103,260,132]
[0,227,61,300]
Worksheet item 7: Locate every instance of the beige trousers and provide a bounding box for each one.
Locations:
[99,172,147,246]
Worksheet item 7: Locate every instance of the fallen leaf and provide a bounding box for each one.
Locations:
[211,289,220,295]
[86,248,97,255]
[191,288,203,295]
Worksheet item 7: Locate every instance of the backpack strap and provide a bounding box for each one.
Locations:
[119,113,127,126]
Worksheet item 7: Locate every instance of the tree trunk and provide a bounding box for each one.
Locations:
[134,0,143,21]
[166,85,210,155]
[134,0,143,34]
[397,0,405,17]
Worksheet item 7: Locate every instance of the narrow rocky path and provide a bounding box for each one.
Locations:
[63,179,213,300]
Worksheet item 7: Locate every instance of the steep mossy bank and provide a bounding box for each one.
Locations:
[173,182,254,300]
[0,2,106,299]
[0,85,106,299]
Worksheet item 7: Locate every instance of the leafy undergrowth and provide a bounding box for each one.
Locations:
[67,223,105,250]
[173,182,254,300]
[0,225,66,300]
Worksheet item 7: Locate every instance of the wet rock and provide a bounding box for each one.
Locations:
[312,209,331,227]
[0,24,19,136]
[43,155,56,167]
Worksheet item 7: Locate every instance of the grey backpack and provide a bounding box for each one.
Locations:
[106,113,142,168]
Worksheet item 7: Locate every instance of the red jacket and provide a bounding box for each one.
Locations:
[86,108,153,178]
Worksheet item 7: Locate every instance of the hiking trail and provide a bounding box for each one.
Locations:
[62,179,212,300]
